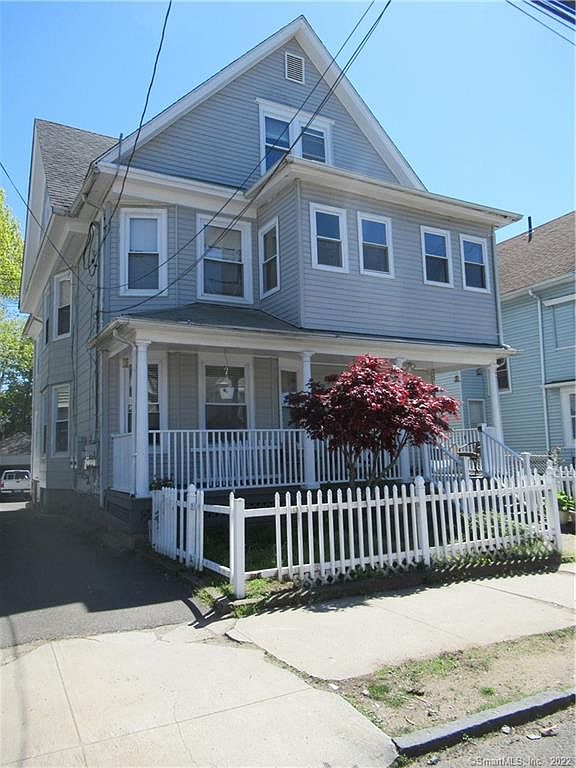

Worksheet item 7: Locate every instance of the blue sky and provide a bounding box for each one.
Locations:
[1,0,573,241]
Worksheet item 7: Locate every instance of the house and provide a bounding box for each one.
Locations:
[0,432,31,476]
[437,212,575,465]
[20,16,522,533]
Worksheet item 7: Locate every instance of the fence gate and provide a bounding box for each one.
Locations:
[150,485,203,568]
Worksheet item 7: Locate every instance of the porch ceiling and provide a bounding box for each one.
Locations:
[93,312,515,373]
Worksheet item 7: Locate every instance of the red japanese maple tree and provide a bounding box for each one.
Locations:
[286,355,459,487]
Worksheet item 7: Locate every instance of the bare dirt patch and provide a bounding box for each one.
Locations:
[340,628,575,737]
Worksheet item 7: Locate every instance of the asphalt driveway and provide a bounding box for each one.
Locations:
[0,501,202,648]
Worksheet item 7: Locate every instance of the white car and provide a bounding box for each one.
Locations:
[0,469,31,498]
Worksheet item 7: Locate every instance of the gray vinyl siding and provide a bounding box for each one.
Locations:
[129,40,399,188]
[168,352,198,429]
[254,357,279,427]
[498,296,546,454]
[434,373,464,428]
[103,204,257,317]
[299,184,499,344]
[539,283,575,384]
[257,183,301,325]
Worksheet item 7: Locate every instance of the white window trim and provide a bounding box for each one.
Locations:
[258,217,280,299]
[310,202,349,274]
[51,383,70,457]
[119,208,168,297]
[196,214,253,304]
[467,398,486,428]
[119,351,168,435]
[357,212,395,279]
[551,301,576,351]
[560,385,576,448]
[52,271,72,340]
[198,354,255,430]
[460,233,490,293]
[421,226,453,288]
[284,51,305,84]
[257,99,333,176]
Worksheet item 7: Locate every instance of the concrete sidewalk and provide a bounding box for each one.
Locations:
[229,565,576,679]
[0,621,395,768]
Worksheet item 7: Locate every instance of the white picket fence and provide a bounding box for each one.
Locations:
[149,470,563,598]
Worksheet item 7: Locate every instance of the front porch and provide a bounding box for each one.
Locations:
[96,312,513,498]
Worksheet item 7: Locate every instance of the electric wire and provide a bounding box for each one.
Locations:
[106,2,392,314]
[505,0,576,43]
[102,0,378,292]
[524,0,576,31]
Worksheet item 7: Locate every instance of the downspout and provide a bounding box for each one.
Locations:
[491,228,505,347]
[528,288,550,451]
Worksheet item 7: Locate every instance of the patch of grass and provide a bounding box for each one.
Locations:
[367,683,407,708]
[479,686,495,697]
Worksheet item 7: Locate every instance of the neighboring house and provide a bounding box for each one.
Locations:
[438,212,575,464]
[20,17,521,532]
[0,432,31,476]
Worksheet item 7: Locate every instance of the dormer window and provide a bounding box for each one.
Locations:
[257,99,333,175]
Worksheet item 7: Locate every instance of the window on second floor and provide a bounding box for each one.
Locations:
[53,272,71,338]
[421,227,452,287]
[460,235,489,292]
[259,218,279,297]
[357,213,394,278]
[198,216,252,303]
[310,203,348,273]
[120,209,167,296]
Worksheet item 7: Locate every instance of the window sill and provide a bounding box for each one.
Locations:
[119,289,168,298]
[360,268,395,280]
[261,286,280,299]
[463,285,491,294]
[423,279,454,289]
[311,263,349,274]
[197,295,253,306]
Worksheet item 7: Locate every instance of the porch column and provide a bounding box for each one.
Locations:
[301,351,319,489]
[134,340,150,497]
[486,363,504,442]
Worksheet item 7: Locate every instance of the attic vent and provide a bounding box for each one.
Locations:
[285,52,305,84]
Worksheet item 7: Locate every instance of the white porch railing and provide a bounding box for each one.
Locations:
[112,427,528,494]
[111,433,135,493]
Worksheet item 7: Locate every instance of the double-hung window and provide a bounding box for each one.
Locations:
[53,273,71,338]
[52,384,70,455]
[258,100,332,175]
[264,116,291,171]
[460,234,489,291]
[357,213,394,277]
[120,209,167,296]
[198,216,252,302]
[204,365,247,430]
[421,227,452,286]
[310,203,348,272]
[259,218,279,297]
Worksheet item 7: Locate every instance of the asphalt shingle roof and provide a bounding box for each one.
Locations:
[35,119,116,211]
[0,432,31,456]
[497,211,575,295]
[128,303,300,332]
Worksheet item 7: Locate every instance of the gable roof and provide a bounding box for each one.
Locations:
[0,432,31,456]
[497,211,575,295]
[35,119,116,211]
[97,15,425,190]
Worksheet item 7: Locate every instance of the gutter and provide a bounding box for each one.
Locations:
[528,288,550,451]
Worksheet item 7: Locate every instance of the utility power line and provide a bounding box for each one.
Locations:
[505,0,576,44]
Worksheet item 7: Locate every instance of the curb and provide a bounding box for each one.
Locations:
[393,689,576,757]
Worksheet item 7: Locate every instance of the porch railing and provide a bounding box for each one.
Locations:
[149,429,305,490]
[111,427,525,494]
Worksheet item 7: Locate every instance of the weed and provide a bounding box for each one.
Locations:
[479,686,496,697]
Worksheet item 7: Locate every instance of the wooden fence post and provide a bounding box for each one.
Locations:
[545,466,562,550]
[230,495,246,599]
[415,476,431,566]
[186,484,197,568]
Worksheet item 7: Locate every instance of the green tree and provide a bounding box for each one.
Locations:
[0,189,23,300]
[0,190,32,437]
